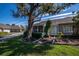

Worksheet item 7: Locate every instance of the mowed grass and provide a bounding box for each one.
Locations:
[0,37,79,56]
[47,45,79,56]
[0,32,9,37]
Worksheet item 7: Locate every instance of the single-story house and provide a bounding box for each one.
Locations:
[33,14,75,35]
[0,24,24,33]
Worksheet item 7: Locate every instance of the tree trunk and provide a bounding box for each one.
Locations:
[27,15,34,41]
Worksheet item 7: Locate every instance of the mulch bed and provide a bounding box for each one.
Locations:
[42,37,79,45]
[55,39,79,46]
[31,37,79,45]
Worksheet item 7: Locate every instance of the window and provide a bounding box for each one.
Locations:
[38,26,43,32]
[62,25,73,34]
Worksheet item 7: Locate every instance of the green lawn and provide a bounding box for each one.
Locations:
[0,32,9,37]
[47,45,79,56]
[0,37,79,56]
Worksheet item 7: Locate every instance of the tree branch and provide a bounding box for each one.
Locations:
[32,14,43,23]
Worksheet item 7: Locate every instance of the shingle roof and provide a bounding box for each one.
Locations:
[0,24,24,30]
[10,25,20,30]
[34,17,73,26]
[0,24,10,29]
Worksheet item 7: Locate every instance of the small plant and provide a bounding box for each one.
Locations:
[57,32,64,39]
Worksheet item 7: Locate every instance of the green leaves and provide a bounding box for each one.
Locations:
[12,3,75,18]
[72,11,79,34]
[44,20,52,36]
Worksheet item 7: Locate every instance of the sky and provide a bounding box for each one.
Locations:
[0,3,79,26]
[0,3,27,26]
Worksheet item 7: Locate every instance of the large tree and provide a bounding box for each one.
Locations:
[12,3,74,41]
[72,11,79,35]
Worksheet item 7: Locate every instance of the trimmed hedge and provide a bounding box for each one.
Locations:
[32,32,42,39]
[23,31,42,39]
[62,35,79,39]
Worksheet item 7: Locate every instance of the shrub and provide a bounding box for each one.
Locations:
[23,31,42,39]
[62,35,79,39]
[57,32,64,39]
[32,32,42,39]
[44,20,52,36]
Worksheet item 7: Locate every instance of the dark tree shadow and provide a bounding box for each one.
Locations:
[0,38,54,56]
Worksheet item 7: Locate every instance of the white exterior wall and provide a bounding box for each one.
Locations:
[3,29,10,33]
[0,29,2,32]
[50,25,58,35]
[34,17,74,35]
[49,17,73,35]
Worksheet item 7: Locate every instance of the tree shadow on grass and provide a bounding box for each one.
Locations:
[0,38,54,56]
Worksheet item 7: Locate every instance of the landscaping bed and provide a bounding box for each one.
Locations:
[62,35,79,39]
[55,39,79,45]
[36,36,79,45]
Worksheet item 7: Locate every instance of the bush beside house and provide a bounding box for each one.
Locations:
[62,35,79,39]
[32,32,42,39]
[44,20,52,38]
[56,32,64,39]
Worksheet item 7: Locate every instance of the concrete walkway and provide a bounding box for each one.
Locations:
[0,32,23,42]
